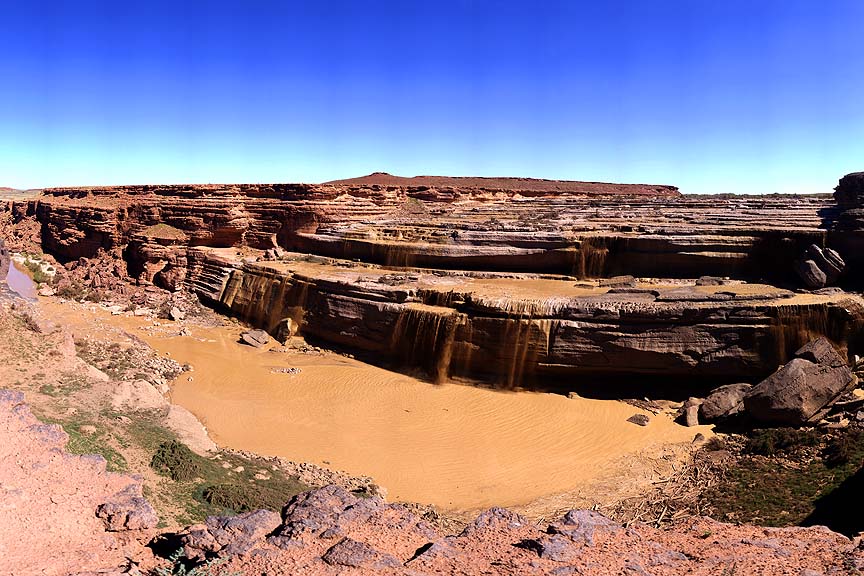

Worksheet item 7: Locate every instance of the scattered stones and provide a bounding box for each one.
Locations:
[168,306,185,321]
[271,367,302,374]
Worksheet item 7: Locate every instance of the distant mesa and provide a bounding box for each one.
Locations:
[324,172,681,197]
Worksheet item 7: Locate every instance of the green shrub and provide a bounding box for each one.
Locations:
[201,481,298,513]
[744,428,820,456]
[151,440,205,481]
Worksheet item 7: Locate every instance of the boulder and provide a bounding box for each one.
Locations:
[795,245,845,288]
[807,245,844,284]
[96,484,159,531]
[322,537,401,569]
[795,337,846,368]
[275,318,297,344]
[744,339,856,425]
[699,383,751,422]
[184,509,281,558]
[169,306,185,321]
[795,259,827,289]
[683,397,702,427]
[163,405,217,455]
[240,329,270,348]
[627,414,650,427]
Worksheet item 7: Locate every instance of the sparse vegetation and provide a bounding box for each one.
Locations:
[150,439,307,519]
[151,440,206,481]
[39,415,128,472]
[154,548,237,576]
[743,428,820,456]
[55,281,87,300]
[703,427,864,530]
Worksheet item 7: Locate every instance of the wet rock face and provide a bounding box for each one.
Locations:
[201,255,864,388]
[744,337,856,425]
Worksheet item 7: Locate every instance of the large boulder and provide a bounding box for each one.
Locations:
[795,245,845,289]
[240,329,270,348]
[96,484,159,532]
[183,509,281,559]
[744,338,855,426]
[699,383,751,422]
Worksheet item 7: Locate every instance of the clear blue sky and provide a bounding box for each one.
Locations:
[1,1,863,193]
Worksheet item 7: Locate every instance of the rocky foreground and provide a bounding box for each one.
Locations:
[0,388,860,576]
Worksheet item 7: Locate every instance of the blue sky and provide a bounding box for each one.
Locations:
[1,1,863,193]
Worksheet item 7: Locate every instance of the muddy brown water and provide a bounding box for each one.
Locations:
[40,299,707,514]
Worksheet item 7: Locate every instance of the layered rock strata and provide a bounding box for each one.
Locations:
[187,249,864,387]
[0,177,842,284]
[4,173,864,389]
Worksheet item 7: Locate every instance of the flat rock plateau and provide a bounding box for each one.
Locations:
[2,172,864,574]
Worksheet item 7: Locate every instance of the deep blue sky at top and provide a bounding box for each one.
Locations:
[1,1,862,193]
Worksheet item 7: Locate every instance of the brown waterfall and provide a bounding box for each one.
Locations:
[768,301,864,365]
[571,237,609,278]
[389,304,465,383]
[500,316,555,389]
[219,267,312,334]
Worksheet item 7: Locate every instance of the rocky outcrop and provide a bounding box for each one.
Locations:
[0,390,157,575]
[744,338,857,425]
[0,178,843,285]
[179,484,862,575]
[6,173,864,389]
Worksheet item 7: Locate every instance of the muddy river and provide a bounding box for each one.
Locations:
[40,297,706,514]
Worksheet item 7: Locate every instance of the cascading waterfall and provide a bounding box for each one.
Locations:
[571,237,609,278]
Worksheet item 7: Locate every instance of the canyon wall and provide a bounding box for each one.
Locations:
[5,173,864,390]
